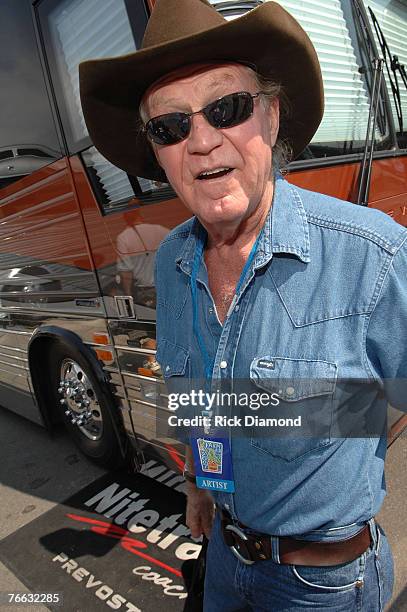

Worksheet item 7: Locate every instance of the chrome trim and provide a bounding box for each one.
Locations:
[0,272,97,281]
[0,358,29,371]
[129,397,170,411]
[83,341,114,349]
[0,351,28,362]
[0,328,32,336]
[0,308,103,319]
[287,148,406,172]
[129,397,160,410]
[0,291,99,297]
[0,345,27,354]
[0,367,26,378]
[115,345,156,355]
[121,370,165,385]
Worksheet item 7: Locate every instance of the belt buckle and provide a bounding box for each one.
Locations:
[225,524,255,565]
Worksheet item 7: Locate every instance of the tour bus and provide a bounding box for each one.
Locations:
[1,0,406,474]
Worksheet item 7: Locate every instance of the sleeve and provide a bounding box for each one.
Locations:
[154,246,190,445]
[116,254,134,273]
[365,236,407,411]
[154,246,163,344]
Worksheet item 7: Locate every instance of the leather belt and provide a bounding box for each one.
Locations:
[219,508,372,566]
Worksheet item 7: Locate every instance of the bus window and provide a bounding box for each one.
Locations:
[275,0,392,159]
[37,0,148,155]
[364,0,407,150]
[37,0,175,214]
[0,1,63,190]
[81,147,175,215]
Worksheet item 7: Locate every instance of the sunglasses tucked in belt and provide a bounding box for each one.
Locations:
[143,91,264,145]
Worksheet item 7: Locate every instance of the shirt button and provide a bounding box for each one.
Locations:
[209,307,214,314]
[165,365,170,372]
[220,361,227,369]
[234,304,240,312]
[286,386,295,396]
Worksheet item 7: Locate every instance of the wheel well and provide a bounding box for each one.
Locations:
[28,330,130,463]
[28,336,62,429]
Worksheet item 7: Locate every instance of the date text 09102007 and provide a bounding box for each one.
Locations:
[0,592,62,606]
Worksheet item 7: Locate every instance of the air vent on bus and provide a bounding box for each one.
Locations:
[17,148,52,158]
[0,150,13,161]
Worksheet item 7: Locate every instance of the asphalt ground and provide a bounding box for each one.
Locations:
[0,407,406,611]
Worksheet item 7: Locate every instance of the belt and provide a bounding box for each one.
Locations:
[219,508,372,566]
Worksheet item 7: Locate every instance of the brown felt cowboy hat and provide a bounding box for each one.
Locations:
[79,0,324,182]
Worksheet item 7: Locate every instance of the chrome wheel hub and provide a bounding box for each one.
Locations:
[58,358,103,441]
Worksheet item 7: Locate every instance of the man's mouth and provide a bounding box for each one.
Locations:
[197,167,234,180]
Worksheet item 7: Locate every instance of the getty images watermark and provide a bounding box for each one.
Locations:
[166,390,302,428]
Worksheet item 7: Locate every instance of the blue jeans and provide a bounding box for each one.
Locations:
[203,513,394,611]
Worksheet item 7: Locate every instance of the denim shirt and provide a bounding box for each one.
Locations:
[155,176,407,541]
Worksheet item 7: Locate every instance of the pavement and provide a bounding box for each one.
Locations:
[0,407,406,611]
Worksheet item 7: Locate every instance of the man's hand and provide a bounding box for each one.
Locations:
[186,483,215,539]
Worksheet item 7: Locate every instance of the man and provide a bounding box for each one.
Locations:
[80,1,406,609]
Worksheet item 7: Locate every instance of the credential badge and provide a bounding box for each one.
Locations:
[197,438,223,474]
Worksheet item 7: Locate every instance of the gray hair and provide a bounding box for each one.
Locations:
[250,68,292,174]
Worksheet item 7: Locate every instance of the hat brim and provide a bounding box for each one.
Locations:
[79,2,324,182]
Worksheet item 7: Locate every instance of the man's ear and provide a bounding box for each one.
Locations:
[268,97,280,147]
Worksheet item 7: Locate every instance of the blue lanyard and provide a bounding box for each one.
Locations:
[190,225,261,381]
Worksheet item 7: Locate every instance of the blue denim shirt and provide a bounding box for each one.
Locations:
[155,176,407,541]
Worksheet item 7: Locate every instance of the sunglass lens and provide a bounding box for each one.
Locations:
[206,92,253,129]
[147,113,190,145]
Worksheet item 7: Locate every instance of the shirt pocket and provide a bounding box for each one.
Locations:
[155,339,190,443]
[156,338,190,381]
[250,356,337,462]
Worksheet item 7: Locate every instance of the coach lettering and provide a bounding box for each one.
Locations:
[132,566,187,599]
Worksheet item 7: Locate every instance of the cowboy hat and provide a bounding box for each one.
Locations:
[79,0,323,182]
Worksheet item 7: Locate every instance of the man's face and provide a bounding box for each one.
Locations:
[142,63,279,228]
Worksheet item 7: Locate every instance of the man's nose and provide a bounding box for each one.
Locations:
[186,113,223,155]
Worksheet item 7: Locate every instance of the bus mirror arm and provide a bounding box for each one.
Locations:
[391,56,407,101]
[357,58,383,206]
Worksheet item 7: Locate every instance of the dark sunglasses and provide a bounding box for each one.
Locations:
[143,91,263,146]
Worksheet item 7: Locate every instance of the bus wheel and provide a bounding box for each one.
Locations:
[52,347,124,468]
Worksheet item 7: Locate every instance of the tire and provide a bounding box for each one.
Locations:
[50,344,125,469]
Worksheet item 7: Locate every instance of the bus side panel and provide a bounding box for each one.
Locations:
[0,158,105,424]
[70,155,188,462]
[288,157,407,226]
[69,155,153,452]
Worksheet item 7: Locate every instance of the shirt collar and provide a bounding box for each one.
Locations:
[176,175,310,274]
[269,175,310,263]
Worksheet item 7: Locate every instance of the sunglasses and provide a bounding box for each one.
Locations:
[143,91,263,146]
